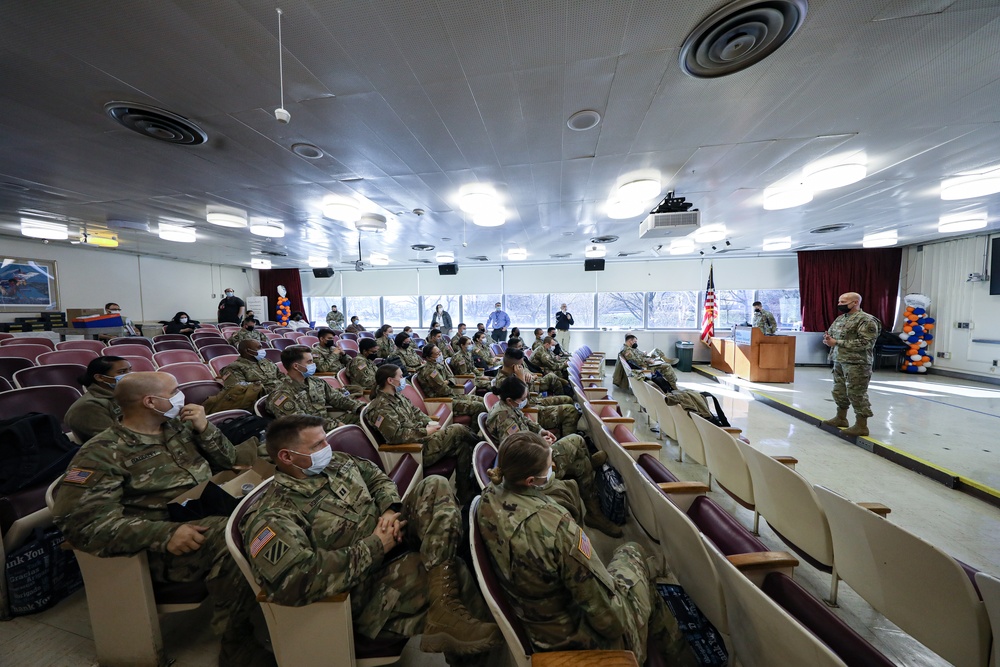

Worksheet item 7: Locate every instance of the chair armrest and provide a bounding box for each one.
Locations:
[727,551,800,572]
[771,455,798,469]
[423,397,453,404]
[601,417,634,425]
[658,482,710,495]
[523,407,539,414]
[380,444,423,453]
[620,442,662,451]
[722,427,743,436]
[589,399,618,406]
[453,374,476,380]
[531,650,639,667]
[858,502,891,517]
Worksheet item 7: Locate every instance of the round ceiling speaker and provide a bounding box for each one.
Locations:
[567,110,602,131]
[104,102,208,145]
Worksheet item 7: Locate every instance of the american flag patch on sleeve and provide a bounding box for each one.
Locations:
[250,526,277,558]
[63,468,94,484]
[578,529,592,559]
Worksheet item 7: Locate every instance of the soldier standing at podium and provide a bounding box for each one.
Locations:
[752,301,777,335]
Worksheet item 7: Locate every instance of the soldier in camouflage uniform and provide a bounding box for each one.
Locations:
[447,336,492,391]
[227,318,269,347]
[531,328,545,350]
[367,364,482,504]
[415,345,487,417]
[478,432,695,666]
[53,372,266,666]
[532,337,569,379]
[495,347,572,402]
[486,377,620,537]
[221,340,283,391]
[752,301,778,335]
[822,291,881,437]
[312,329,351,375]
[64,355,129,443]
[394,331,424,373]
[266,346,363,430]
[240,415,501,657]
[375,324,397,359]
[326,305,345,330]
[471,330,500,370]
[347,338,380,396]
[614,334,679,390]
[449,324,468,354]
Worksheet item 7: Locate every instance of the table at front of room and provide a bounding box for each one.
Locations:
[48,327,126,341]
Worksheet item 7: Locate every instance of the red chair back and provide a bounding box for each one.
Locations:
[285,331,305,341]
[0,377,11,392]
[194,336,227,350]
[0,357,35,385]
[13,364,87,392]
[262,348,283,364]
[270,338,299,351]
[36,349,100,366]
[192,331,224,341]
[325,425,386,473]
[298,336,319,348]
[106,344,154,360]
[0,345,51,362]
[0,385,82,428]
[55,340,107,354]
[153,350,202,366]
[209,355,240,377]
[340,332,358,341]
[0,332,13,341]
[484,392,500,410]
[120,356,157,372]
[153,340,196,353]
[153,334,191,343]
[337,339,360,354]
[159,362,216,384]
[177,380,224,405]
[0,337,55,350]
[199,344,238,362]
[109,337,153,350]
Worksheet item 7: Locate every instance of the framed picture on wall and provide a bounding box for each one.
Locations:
[0,257,60,312]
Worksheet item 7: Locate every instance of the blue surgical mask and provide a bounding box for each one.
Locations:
[287,445,332,476]
[101,373,123,388]
[301,362,317,377]
[397,377,408,392]
[466,344,473,352]
[256,349,267,360]
[517,398,529,410]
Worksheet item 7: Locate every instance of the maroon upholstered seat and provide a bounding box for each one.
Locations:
[688,495,770,557]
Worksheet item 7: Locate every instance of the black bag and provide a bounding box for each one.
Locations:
[216,414,270,446]
[0,413,79,494]
[656,583,729,666]
[648,370,676,393]
[699,391,731,428]
[5,526,83,617]
[167,482,242,522]
[382,354,404,369]
[596,463,628,525]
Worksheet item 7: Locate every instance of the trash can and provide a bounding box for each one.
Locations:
[675,341,695,372]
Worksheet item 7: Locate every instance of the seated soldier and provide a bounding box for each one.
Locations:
[531,336,569,379]
[267,345,363,430]
[449,323,468,353]
[414,345,487,418]
[479,433,695,666]
[240,415,502,658]
[471,330,500,371]
[531,328,545,350]
[367,364,481,504]
[494,347,572,402]
[311,328,350,375]
[65,355,129,443]
[222,340,282,392]
[227,317,269,347]
[394,331,423,374]
[547,327,570,357]
[613,334,679,390]
[53,372,266,666]
[487,377,619,537]
[347,338,379,396]
[446,336,491,391]
[375,324,397,359]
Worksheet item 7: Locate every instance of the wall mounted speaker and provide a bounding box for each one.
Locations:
[438,263,458,275]
[584,258,605,271]
[991,237,1000,295]
[312,267,334,278]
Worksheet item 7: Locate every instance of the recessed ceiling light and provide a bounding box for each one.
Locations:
[251,258,272,269]
[561,231,575,237]
[694,224,727,243]
[617,179,661,202]
[158,223,197,243]
[323,199,361,223]
[862,230,897,248]
[567,109,601,131]
[436,251,455,263]
[507,248,527,261]
[585,244,606,258]
[590,235,619,244]
[249,220,284,237]
[938,212,988,234]
[20,218,68,240]
[356,213,387,232]
[291,143,324,159]
[803,160,867,191]
[941,172,1000,200]
[308,256,329,268]
[763,236,792,251]
[763,182,813,210]
[606,199,647,219]
[669,238,695,255]
[458,186,498,214]
[411,244,435,251]
[472,208,506,227]
[370,252,389,266]
[205,211,248,228]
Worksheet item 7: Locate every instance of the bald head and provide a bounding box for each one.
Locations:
[839,292,861,304]
[115,372,177,411]
[238,339,261,359]
[838,292,862,314]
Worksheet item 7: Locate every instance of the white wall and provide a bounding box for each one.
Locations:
[901,233,1000,380]
[0,237,258,323]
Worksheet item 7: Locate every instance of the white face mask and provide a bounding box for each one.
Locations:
[287,445,332,476]
[153,391,185,419]
[179,317,188,324]
[533,467,554,488]
[109,309,121,314]
[516,397,529,410]
[255,349,267,360]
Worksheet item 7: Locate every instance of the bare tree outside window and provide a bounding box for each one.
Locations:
[597,292,644,329]
[383,296,420,328]
[303,297,343,325]
[506,294,548,328]
[345,296,380,327]
[461,294,502,328]
[756,289,802,330]
[421,295,459,329]
[551,293,594,328]
[716,290,756,328]
[647,291,699,328]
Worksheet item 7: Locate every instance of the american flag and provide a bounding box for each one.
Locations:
[249,526,276,557]
[700,265,717,346]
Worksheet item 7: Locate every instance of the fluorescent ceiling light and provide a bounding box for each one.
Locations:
[205,211,247,228]
[763,236,792,251]
[763,183,813,210]
[616,179,661,202]
[84,233,119,248]
[669,239,695,255]
[803,160,867,191]
[606,199,647,219]
[941,172,1000,200]
[370,252,389,266]
[158,223,196,243]
[250,258,271,269]
[20,218,68,240]
[249,220,284,237]
[938,212,988,233]
[693,224,727,243]
[323,200,361,222]
[472,208,506,227]
[436,251,455,263]
[507,248,527,261]
[585,244,606,258]
[356,213,387,232]
[308,256,329,268]
[458,187,498,214]
[862,230,897,248]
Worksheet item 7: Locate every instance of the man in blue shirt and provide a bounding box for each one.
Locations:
[485,301,510,342]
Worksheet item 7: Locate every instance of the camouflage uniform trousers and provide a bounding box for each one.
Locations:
[451,394,488,417]
[831,361,873,418]
[537,403,579,437]
[356,476,488,638]
[550,434,596,499]
[424,424,480,501]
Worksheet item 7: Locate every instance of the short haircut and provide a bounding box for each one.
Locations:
[376,363,400,388]
[428,328,441,338]
[496,375,528,402]
[281,345,310,368]
[752,301,762,307]
[533,328,543,336]
[547,327,555,334]
[316,328,335,339]
[488,431,550,486]
[242,317,256,325]
[237,339,261,354]
[457,336,470,347]
[265,415,325,460]
[625,334,637,343]
[422,344,438,359]
[394,332,411,347]
[81,355,126,387]
[104,302,118,311]
[507,337,522,348]
[542,336,554,345]
[504,347,525,363]
[457,322,466,329]
[473,331,485,342]
[359,338,378,352]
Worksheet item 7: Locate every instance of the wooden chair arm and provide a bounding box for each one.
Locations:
[771,455,798,468]
[727,551,800,572]
[380,443,423,453]
[423,397,453,404]
[620,442,662,451]
[658,482,710,494]
[588,399,618,406]
[453,374,476,380]
[314,372,338,377]
[858,502,891,517]
[523,407,540,414]
[531,650,639,667]
[601,417,634,425]
[722,427,743,436]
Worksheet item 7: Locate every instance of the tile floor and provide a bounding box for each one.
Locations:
[4,364,999,666]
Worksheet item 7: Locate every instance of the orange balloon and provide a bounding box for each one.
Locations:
[905,306,914,312]
[924,323,934,330]
[903,326,912,332]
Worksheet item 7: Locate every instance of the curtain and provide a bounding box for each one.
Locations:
[258,269,305,320]
[798,248,902,332]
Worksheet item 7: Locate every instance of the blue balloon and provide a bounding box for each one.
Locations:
[905,365,919,373]
[913,308,926,315]
[917,317,928,325]
[924,317,935,324]
[924,333,934,341]
[911,326,924,335]
[909,335,920,343]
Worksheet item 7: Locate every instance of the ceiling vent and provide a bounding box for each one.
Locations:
[590,235,619,244]
[466,255,490,261]
[810,223,852,234]
[258,249,288,257]
[616,251,643,257]
[410,244,435,251]
[549,253,572,259]
[408,258,434,264]
[679,0,808,78]
[792,243,831,251]
[104,102,208,145]
[639,211,701,239]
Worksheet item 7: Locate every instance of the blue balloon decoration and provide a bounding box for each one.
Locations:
[911,326,923,335]
[909,335,920,343]
[913,308,926,315]
[924,333,934,341]
[905,365,919,373]
[925,317,935,324]
[917,318,928,325]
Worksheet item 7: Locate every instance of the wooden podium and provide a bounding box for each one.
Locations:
[711,326,795,383]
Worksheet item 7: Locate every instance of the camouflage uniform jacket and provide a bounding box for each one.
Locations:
[478,483,627,652]
[265,374,363,430]
[347,354,378,393]
[64,383,121,443]
[532,338,544,350]
[396,344,423,372]
[241,454,397,612]
[366,391,432,444]
[312,343,349,374]
[621,345,646,369]
[52,420,236,556]
[375,335,396,359]
[449,349,484,378]
[485,401,541,444]
[415,361,462,398]
[227,328,269,347]
[532,346,567,374]
[326,310,346,330]
[472,342,495,369]
[221,356,282,390]
[827,309,880,366]
[752,309,777,336]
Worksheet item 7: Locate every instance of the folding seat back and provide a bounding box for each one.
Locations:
[199,344,238,362]
[261,331,281,341]
[478,412,498,448]
[159,362,215,384]
[298,336,319,348]
[0,337,55,350]
[0,377,11,392]
[691,414,755,512]
[262,348,283,364]
[153,350,202,367]
[339,332,358,341]
[0,357,36,386]
[120,356,157,372]
[194,336,227,350]
[270,338,299,351]
[0,344,52,362]
[36,349,100,366]
[667,403,706,465]
[191,331,223,341]
[814,485,989,667]
[401,384,452,427]
[176,380,223,406]
[337,339,360,354]
[206,409,251,426]
[152,334,190,343]
[56,340,107,354]
[643,381,677,441]
[974,572,1000,667]
[0,385,82,429]
[109,337,153,351]
[473,441,497,491]
[106,344,154,360]
[152,340,195,353]
[13,363,86,392]
[254,396,272,419]
[285,331,305,341]
[326,425,419,499]
[483,392,499,410]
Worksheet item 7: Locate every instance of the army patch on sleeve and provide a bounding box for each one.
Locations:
[430,370,438,378]
[273,394,288,407]
[358,361,366,369]
[578,529,592,559]
[375,415,384,428]
[260,537,291,565]
[63,468,95,485]
[507,424,518,435]
[250,526,277,558]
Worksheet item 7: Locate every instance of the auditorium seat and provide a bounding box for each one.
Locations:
[337,339,360,354]
[298,335,319,348]
[0,336,55,350]
[206,408,251,427]
[175,380,223,406]
[358,402,456,482]
[0,357,35,388]
[326,425,419,500]
[262,348,283,364]
[0,377,11,392]
[0,344,52,363]
[358,331,374,339]
[193,336,227,350]
[159,362,216,384]
[152,349,202,366]
[0,385,82,430]
[665,403,706,465]
[36,349,99,366]
[339,332,358,341]
[152,340,196,353]
[152,334,190,344]
[106,343,154,360]
[13,363,86,392]
[120,356,157,372]
[284,331,305,341]
[191,331,224,342]
[410,376,472,427]
[208,354,240,377]
[270,338,298,351]
[643,381,678,442]
[477,413,496,448]
[473,441,497,491]
[253,395,272,419]
[692,414,759,532]
[109,337,153,351]
[55,339,107,354]
[199,344,238,362]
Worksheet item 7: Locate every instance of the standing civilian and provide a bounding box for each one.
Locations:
[485,302,510,342]
[217,288,245,325]
[554,303,573,352]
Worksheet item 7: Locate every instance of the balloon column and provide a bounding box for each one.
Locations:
[275,284,291,325]
[899,293,935,373]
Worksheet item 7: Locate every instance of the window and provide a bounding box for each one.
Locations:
[647,291,699,329]
[383,296,420,328]
[422,295,460,331]
[302,297,343,326]
[715,290,756,328]
[551,293,595,328]
[505,294,549,329]
[755,289,802,330]
[344,296,380,327]
[597,292,644,329]
[462,294,503,329]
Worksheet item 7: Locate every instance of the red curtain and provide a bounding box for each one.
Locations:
[797,248,902,332]
[258,269,305,320]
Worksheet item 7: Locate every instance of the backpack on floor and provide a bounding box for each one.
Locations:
[596,463,628,525]
[0,413,79,495]
[656,583,729,666]
[216,414,270,446]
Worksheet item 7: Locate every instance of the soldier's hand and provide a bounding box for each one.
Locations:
[378,511,407,542]
[373,516,404,553]
[426,423,441,435]
[167,524,208,555]
[179,404,209,433]
[822,333,836,347]
[540,430,557,444]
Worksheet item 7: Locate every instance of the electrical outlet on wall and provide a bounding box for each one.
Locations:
[955,322,973,329]
[937,351,951,359]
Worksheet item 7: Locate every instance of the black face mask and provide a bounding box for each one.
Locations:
[837,304,851,313]
[402,343,410,349]
[366,351,377,359]
[754,308,761,312]
[631,343,639,349]
[323,340,335,348]
[246,326,255,332]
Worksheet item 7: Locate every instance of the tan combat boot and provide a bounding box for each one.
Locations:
[822,408,849,428]
[583,492,624,538]
[842,416,869,437]
[421,561,503,655]
[590,451,608,470]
